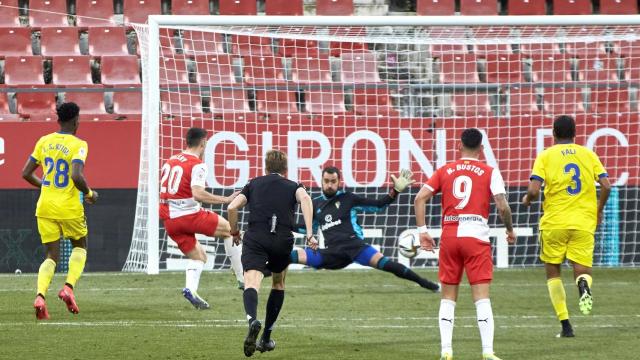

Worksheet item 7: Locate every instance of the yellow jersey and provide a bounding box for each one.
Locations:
[30,132,89,219]
[530,143,607,234]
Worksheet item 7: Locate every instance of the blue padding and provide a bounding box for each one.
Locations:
[305,248,324,268]
[376,256,390,270]
[354,245,379,266]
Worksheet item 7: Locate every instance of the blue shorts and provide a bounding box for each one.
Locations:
[305,243,379,270]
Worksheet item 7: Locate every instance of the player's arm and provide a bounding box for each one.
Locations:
[296,187,318,250]
[227,193,247,245]
[21,158,42,188]
[523,153,544,207]
[351,169,416,211]
[192,186,239,205]
[596,175,612,224]
[494,194,516,244]
[413,185,436,251]
[71,161,98,204]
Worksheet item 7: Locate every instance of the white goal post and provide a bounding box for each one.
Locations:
[125,15,640,274]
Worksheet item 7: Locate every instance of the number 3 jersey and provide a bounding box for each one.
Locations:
[29,132,89,219]
[425,158,506,242]
[159,152,207,220]
[530,143,607,234]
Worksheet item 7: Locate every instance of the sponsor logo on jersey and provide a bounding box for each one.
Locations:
[321,218,343,231]
[444,215,485,223]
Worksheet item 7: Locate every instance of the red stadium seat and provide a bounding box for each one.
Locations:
[518,26,561,56]
[508,0,546,15]
[352,88,399,116]
[590,87,630,114]
[88,27,129,56]
[530,55,573,83]
[16,92,56,121]
[171,0,210,15]
[41,28,81,57]
[0,0,21,27]
[471,28,513,55]
[231,34,273,56]
[460,0,498,15]
[112,91,142,118]
[0,92,18,120]
[161,92,203,116]
[341,52,381,83]
[159,56,190,86]
[485,54,524,83]
[64,92,110,120]
[543,87,585,114]
[416,0,455,15]
[552,0,592,15]
[428,27,468,56]
[278,27,320,58]
[600,0,637,14]
[218,0,257,15]
[430,44,468,56]
[265,0,303,15]
[194,54,236,85]
[508,87,541,115]
[329,27,368,56]
[243,56,285,85]
[565,42,607,57]
[0,28,33,58]
[76,0,115,27]
[100,55,141,86]
[450,93,492,117]
[4,56,44,86]
[316,0,354,16]
[438,54,480,84]
[29,0,68,27]
[181,30,224,55]
[613,39,640,57]
[577,56,620,83]
[209,90,249,114]
[623,57,640,82]
[256,90,298,114]
[291,55,333,84]
[52,56,94,86]
[305,90,346,114]
[123,0,162,24]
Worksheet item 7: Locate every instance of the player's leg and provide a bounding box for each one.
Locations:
[57,217,89,314]
[567,230,595,315]
[438,237,464,360]
[362,246,439,292]
[34,217,61,320]
[240,236,267,357]
[257,269,287,353]
[182,241,210,309]
[207,211,244,289]
[540,230,574,337]
[290,248,307,265]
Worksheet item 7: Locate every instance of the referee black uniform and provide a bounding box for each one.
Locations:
[240,173,305,274]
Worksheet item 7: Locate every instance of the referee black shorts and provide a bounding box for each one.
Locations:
[241,230,294,275]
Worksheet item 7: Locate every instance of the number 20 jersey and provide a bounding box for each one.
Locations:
[425,158,506,243]
[29,132,89,219]
[159,152,207,220]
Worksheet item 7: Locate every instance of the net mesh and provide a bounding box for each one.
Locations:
[124,23,640,272]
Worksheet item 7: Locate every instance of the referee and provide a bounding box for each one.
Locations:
[227,149,317,357]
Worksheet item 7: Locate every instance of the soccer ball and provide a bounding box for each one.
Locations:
[398,229,420,258]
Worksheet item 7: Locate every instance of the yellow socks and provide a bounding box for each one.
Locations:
[576,274,593,288]
[65,247,87,288]
[37,258,56,297]
[547,277,569,321]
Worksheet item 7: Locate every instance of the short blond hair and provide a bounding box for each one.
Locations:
[265,149,287,175]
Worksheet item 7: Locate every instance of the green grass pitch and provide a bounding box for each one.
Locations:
[1,268,639,359]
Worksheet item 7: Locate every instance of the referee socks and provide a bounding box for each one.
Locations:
[243,288,259,323]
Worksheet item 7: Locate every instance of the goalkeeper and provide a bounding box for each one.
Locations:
[291,166,440,292]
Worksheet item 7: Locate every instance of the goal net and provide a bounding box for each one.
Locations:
[124,16,640,274]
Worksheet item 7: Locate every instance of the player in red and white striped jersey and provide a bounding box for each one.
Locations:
[414,128,516,360]
[160,127,240,310]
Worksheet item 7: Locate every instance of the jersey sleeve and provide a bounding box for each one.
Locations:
[590,151,608,180]
[29,137,43,164]
[530,152,545,183]
[191,163,207,187]
[424,168,442,194]
[490,168,507,196]
[240,180,252,201]
[71,140,89,165]
[351,192,394,211]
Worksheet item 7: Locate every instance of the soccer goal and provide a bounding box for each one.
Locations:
[124,15,640,274]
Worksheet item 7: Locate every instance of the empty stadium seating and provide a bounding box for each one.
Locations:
[428,27,469,56]
[438,54,480,84]
[123,0,162,24]
[600,0,637,15]
[508,0,546,15]
[171,0,210,15]
[76,0,115,27]
[590,87,630,114]
[265,0,303,15]
[41,27,81,57]
[518,26,562,56]
[340,52,381,83]
[623,57,640,82]
[316,0,354,16]
[416,0,455,16]
[194,54,237,85]
[460,0,498,15]
[530,55,573,83]
[64,92,110,120]
[553,0,592,15]
[161,91,203,115]
[16,92,56,121]
[0,0,21,27]
[88,27,129,56]
[352,88,399,116]
[29,0,68,28]
[209,90,249,114]
[52,56,94,86]
[450,93,492,117]
[278,27,320,58]
[329,27,368,56]
[291,55,333,84]
[159,56,190,86]
[0,28,33,58]
[100,55,141,86]
[508,87,542,115]
[256,90,298,113]
[218,0,257,15]
[112,91,142,118]
[565,41,607,57]
[578,56,621,83]
[543,87,585,114]
[4,56,44,86]
[485,54,524,83]
[231,34,273,56]
[181,30,225,56]
[305,90,346,113]
[243,56,285,85]
[0,92,19,121]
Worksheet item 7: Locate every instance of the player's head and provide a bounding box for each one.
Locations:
[460,128,483,155]
[265,149,287,176]
[185,127,208,157]
[321,166,341,197]
[553,115,576,142]
[56,102,80,133]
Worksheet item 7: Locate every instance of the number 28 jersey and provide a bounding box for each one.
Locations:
[159,152,207,220]
[425,158,506,242]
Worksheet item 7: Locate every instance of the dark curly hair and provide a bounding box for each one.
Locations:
[57,102,80,123]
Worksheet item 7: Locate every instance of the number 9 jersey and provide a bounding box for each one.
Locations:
[530,143,607,234]
[30,132,88,219]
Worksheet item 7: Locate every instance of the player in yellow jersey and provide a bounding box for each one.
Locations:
[21,102,98,320]
[522,115,611,338]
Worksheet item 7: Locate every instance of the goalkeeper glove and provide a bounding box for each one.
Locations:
[391,169,416,193]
